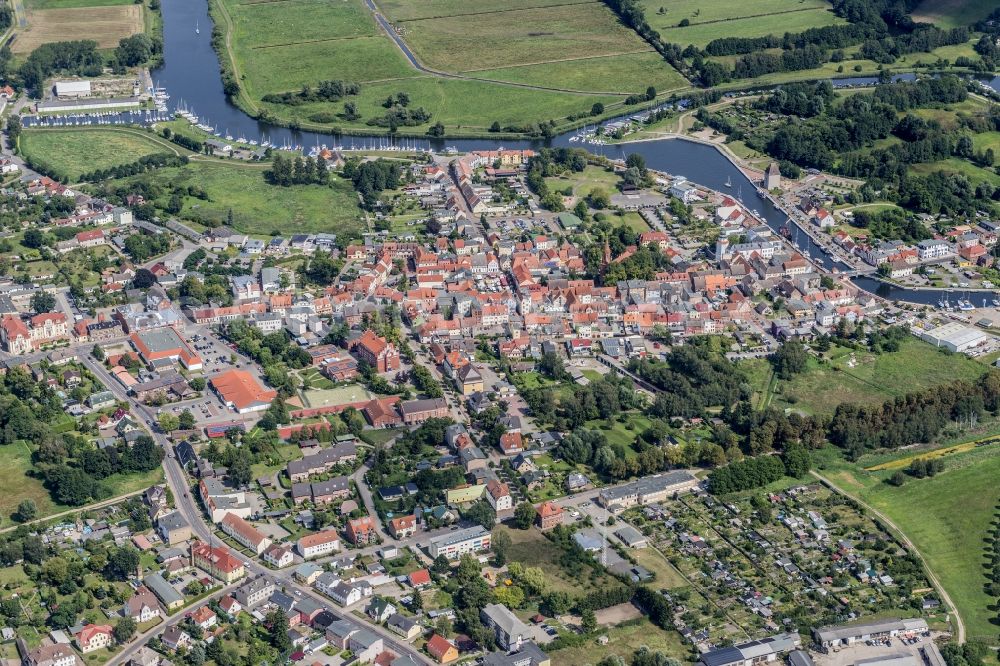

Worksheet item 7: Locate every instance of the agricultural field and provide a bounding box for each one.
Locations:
[219,0,685,133]
[474,51,689,95]
[745,338,988,416]
[910,0,996,29]
[26,0,133,8]
[15,4,144,52]
[393,1,655,73]
[19,128,182,181]
[819,441,1000,640]
[639,0,845,49]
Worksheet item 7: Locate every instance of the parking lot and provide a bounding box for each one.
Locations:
[815,633,944,666]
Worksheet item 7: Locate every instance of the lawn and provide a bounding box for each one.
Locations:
[112,159,366,237]
[586,414,652,455]
[19,128,182,181]
[474,51,688,95]
[743,338,988,416]
[551,617,693,666]
[300,384,372,409]
[631,546,688,589]
[545,165,620,200]
[910,0,996,28]
[820,444,1000,641]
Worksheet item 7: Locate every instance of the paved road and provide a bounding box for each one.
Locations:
[81,355,433,665]
[811,470,966,643]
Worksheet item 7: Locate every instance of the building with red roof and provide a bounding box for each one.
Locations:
[388,514,416,539]
[349,329,400,373]
[536,501,563,531]
[408,568,432,588]
[76,624,114,653]
[220,512,272,555]
[210,369,277,413]
[346,516,378,545]
[426,634,458,664]
[130,327,202,370]
[191,541,246,583]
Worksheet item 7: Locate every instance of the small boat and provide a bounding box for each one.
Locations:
[195,20,200,34]
[725,176,732,188]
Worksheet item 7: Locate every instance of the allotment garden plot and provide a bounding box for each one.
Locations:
[622,483,945,647]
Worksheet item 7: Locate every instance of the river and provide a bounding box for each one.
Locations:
[147,0,996,306]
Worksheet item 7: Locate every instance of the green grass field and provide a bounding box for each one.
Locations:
[501,526,628,598]
[25,0,132,8]
[744,338,988,416]
[474,51,689,95]
[820,443,1000,641]
[658,8,845,49]
[19,128,182,181]
[260,76,618,131]
[911,0,996,28]
[552,617,693,665]
[399,2,654,73]
[218,0,685,134]
[0,442,163,525]
[113,159,365,236]
[911,158,1000,187]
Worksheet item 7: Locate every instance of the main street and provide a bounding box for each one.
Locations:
[81,355,434,665]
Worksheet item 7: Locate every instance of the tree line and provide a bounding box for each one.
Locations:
[265,153,331,187]
[829,370,1000,459]
[262,79,360,106]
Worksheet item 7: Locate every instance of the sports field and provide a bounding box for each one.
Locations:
[15,4,143,52]
[911,0,996,28]
[20,128,182,181]
[301,384,373,409]
[821,442,1000,641]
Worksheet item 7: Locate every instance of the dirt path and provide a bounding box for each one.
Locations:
[811,470,967,643]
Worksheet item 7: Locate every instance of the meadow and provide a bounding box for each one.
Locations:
[19,127,182,181]
[910,158,1000,187]
[474,51,689,95]
[218,0,685,134]
[113,159,365,237]
[910,0,996,29]
[25,0,133,8]
[0,441,163,524]
[259,76,618,132]
[16,4,144,52]
[397,2,655,72]
[818,442,1000,641]
[657,8,845,49]
[744,338,988,415]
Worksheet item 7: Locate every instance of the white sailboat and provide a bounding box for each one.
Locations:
[195,21,200,34]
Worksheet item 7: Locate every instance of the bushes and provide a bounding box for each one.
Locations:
[708,455,786,494]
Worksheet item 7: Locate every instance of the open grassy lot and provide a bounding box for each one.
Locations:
[545,165,619,198]
[911,0,996,28]
[657,8,845,49]
[398,2,655,73]
[26,0,133,8]
[911,157,1000,187]
[113,159,365,236]
[260,76,618,132]
[500,526,628,598]
[16,4,144,52]
[552,617,693,665]
[0,441,163,524]
[820,443,1000,641]
[743,338,988,416]
[380,0,584,22]
[229,0,377,47]
[473,51,688,95]
[20,128,181,181]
